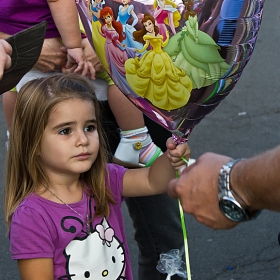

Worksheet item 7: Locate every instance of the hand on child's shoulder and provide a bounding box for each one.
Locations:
[166,137,191,170]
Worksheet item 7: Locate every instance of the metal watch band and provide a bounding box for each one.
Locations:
[218,158,252,221]
[218,158,245,194]
[218,158,262,221]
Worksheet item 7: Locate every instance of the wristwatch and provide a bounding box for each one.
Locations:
[218,159,261,222]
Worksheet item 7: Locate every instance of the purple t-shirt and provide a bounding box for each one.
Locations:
[0,0,60,38]
[9,164,133,280]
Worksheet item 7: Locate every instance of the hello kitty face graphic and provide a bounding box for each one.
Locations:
[62,217,126,279]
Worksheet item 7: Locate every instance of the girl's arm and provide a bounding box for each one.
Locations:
[47,0,95,78]
[18,258,53,280]
[123,138,190,197]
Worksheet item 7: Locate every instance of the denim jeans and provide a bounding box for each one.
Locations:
[125,195,185,280]
[101,102,185,280]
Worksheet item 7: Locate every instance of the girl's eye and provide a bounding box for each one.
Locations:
[59,128,71,135]
[85,125,95,132]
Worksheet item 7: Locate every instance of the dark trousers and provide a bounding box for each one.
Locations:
[100,101,184,280]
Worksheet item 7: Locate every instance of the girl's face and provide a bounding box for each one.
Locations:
[39,98,100,178]
[103,13,113,24]
[122,0,129,5]
[143,19,154,33]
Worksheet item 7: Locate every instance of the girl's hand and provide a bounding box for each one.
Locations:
[66,47,96,79]
[165,138,191,170]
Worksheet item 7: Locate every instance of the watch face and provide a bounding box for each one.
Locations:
[219,199,246,222]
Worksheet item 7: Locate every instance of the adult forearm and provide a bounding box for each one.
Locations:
[0,31,67,73]
[231,145,280,211]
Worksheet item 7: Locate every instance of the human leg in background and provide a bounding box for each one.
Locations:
[125,195,184,280]
[101,103,186,280]
[107,84,161,167]
[125,116,185,280]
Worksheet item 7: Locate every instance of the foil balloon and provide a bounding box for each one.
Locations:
[77,0,265,141]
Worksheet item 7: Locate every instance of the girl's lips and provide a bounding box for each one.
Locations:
[75,153,91,160]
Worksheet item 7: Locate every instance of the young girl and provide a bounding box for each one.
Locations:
[5,74,190,279]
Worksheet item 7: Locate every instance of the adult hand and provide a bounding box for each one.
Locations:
[0,39,12,80]
[168,152,238,229]
[34,37,67,73]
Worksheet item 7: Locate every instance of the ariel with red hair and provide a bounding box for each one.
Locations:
[99,5,136,96]
[100,6,125,42]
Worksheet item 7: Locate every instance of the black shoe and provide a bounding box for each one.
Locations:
[0,21,47,94]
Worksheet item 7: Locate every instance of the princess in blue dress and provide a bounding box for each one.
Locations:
[116,0,144,49]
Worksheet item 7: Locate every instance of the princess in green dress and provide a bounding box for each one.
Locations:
[164,14,231,89]
[125,14,192,111]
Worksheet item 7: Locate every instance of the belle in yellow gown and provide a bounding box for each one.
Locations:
[125,14,192,111]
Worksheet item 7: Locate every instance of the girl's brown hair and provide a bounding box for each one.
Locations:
[4,74,114,227]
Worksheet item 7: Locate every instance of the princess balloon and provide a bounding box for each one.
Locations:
[77,0,266,140]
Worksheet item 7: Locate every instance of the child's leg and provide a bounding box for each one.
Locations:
[107,85,144,130]
[107,85,162,167]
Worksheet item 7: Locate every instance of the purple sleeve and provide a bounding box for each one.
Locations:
[107,164,127,203]
[9,205,55,260]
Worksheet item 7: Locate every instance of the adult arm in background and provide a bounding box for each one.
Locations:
[0,39,12,80]
[167,145,280,229]
[34,37,67,73]
[0,31,68,73]
[0,32,103,74]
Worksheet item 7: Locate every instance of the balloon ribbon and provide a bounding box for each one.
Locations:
[177,156,192,280]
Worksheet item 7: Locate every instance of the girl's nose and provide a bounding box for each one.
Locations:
[76,130,89,146]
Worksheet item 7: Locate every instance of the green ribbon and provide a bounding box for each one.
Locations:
[177,156,192,280]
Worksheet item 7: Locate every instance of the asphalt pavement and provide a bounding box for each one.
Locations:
[0,1,280,279]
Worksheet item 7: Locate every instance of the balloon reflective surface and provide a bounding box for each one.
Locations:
[78,0,265,140]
